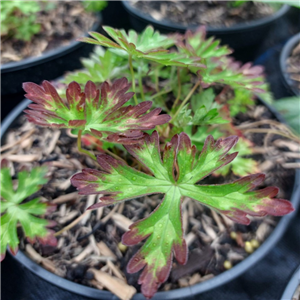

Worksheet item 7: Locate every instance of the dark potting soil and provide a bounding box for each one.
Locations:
[130,1,275,28]
[286,41,300,94]
[1,98,297,296]
[1,2,97,64]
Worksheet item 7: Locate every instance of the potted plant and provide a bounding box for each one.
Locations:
[1,25,300,300]
[280,32,300,96]
[122,0,290,51]
[1,1,105,97]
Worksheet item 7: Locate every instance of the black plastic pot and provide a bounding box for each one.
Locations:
[281,266,300,300]
[1,98,300,300]
[122,1,289,51]
[1,14,101,97]
[280,32,300,96]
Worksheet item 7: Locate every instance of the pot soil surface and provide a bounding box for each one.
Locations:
[1,100,297,297]
[1,1,98,64]
[130,1,275,28]
[286,41,300,94]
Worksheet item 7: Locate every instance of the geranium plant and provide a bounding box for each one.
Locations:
[1,25,295,299]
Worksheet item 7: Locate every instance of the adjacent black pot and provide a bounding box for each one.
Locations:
[281,266,300,300]
[1,14,102,97]
[280,32,300,96]
[122,1,289,51]
[1,98,300,300]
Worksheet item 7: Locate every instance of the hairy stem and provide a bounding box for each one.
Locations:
[172,68,182,110]
[77,130,97,161]
[172,81,201,122]
[129,55,138,105]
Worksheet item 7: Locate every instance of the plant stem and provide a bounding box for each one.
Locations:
[172,68,182,110]
[138,61,145,102]
[129,54,138,105]
[150,88,172,100]
[172,81,201,122]
[103,148,128,164]
[155,68,159,92]
[77,130,97,161]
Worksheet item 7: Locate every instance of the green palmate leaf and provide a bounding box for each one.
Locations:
[0,164,56,261]
[173,105,193,127]
[71,132,293,299]
[176,27,267,93]
[23,78,171,144]
[63,46,128,84]
[177,26,232,59]
[191,87,216,111]
[183,126,224,149]
[80,26,205,68]
[201,58,267,93]
[228,89,255,117]
[193,106,229,125]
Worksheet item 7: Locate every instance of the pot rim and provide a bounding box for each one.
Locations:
[280,265,300,300]
[279,32,300,96]
[1,14,102,73]
[1,98,300,300]
[121,1,290,34]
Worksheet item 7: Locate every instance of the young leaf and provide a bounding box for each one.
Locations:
[176,27,267,93]
[71,132,293,298]
[0,164,56,261]
[81,26,205,68]
[23,78,171,144]
[63,46,128,84]
[177,26,233,59]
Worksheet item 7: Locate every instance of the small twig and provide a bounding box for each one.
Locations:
[54,210,90,236]
[0,128,36,152]
[52,192,79,204]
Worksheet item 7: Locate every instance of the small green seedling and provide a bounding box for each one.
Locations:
[0,161,57,261]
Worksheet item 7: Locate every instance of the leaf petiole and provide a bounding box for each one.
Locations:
[77,130,97,161]
[172,68,182,110]
[129,54,138,105]
[172,81,202,122]
[137,60,146,102]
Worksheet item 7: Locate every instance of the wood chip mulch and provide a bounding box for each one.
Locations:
[1,102,298,299]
